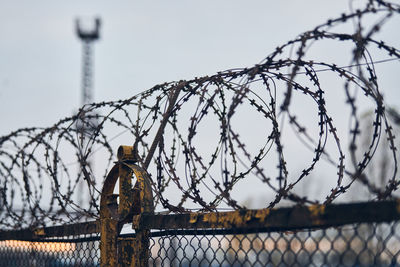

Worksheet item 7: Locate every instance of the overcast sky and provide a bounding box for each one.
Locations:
[1,0,386,135]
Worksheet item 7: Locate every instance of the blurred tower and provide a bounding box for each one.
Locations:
[76,17,101,106]
[75,17,101,206]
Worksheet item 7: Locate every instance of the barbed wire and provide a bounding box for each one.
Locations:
[0,0,399,229]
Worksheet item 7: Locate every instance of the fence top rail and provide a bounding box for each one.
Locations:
[133,200,400,231]
[1,200,398,241]
[0,221,99,241]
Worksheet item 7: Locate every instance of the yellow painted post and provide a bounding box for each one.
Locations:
[100,146,154,267]
[117,146,137,267]
[100,165,119,267]
[117,146,135,221]
[125,163,154,267]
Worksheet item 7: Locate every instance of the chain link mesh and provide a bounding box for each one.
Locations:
[0,221,399,266]
[0,233,100,267]
[148,222,400,267]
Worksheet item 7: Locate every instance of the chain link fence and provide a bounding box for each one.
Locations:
[148,222,399,267]
[0,233,100,267]
[2,216,398,266]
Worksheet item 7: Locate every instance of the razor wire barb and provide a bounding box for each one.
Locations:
[0,0,400,229]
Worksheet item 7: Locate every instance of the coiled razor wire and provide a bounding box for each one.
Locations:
[0,0,399,229]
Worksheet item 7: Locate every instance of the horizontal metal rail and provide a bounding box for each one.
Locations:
[133,200,400,231]
[0,221,99,241]
[1,200,399,241]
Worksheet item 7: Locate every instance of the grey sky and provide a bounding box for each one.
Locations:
[0,0,374,135]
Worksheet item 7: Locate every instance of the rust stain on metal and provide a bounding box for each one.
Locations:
[100,164,119,267]
[100,145,154,267]
[215,211,245,227]
[119,239,134,267]
[255,208,270,222]
[124,163,154,214]
[132,215,141,228]
[117,145,136,162]
[33,229,45,237]
[131,229,151,267]
[202,212,217,224]
[189,212,198,224]
[308,204,326,226]
[244,210,252,222]
[308,204,326,217]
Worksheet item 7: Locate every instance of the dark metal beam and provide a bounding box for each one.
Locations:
[132,200,400,232]
[1,201,399,241]
[0,221,99,241]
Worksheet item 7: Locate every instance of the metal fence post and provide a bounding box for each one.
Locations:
[100,164,119,267]
[125,163,154,267]
[100,146,154,267]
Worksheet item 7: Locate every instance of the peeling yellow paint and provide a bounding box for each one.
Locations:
[255,209,270,222]
[132,215,141,228]
[34,229,45,236]
[100,145,154,267]
[244,211,252,222]
[308,204,325,217]
[203,212,218,224]
[189,213,198,223]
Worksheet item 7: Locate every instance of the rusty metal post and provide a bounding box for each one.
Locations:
[125,163,154,267]
[100,165,119,267]
[100,146,154,267]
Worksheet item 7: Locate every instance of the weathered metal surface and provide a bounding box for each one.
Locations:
[118,238,134,267]
[100,164,119,267]
[131,229,151,267]
[123,163,154,215]
[124,163,154,267]
[0,221,99,241]
[100,145,154,267]
[132,200,400,231]
[2,200,399,243]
